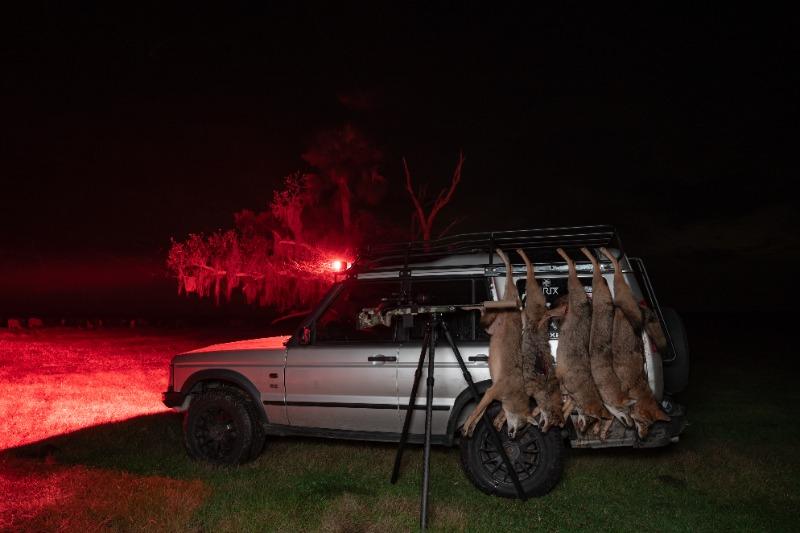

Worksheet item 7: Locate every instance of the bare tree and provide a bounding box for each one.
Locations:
[403,151,465,242]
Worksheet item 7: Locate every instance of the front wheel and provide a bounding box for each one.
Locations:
[184,389,255,465]
[459,403,564,498]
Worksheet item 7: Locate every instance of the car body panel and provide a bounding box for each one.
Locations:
[396,340,490,435]
[171,335,289,424]
[284,343,402,432]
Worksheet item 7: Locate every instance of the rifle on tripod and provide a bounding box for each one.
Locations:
[357,299,519,330]
[356,301,527,530]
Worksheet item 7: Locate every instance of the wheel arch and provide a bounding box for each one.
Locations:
[181,369,268,424]
[446,379,493,442]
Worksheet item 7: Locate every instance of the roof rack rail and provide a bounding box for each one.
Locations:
[353,224,622,271]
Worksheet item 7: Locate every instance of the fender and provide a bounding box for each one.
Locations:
[179,369,268,424]
[446,379,493,441]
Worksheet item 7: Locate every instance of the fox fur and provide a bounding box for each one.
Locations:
[600,247,670,438]
[554,248,611,433]
[462,249,534,439]
[580,247,634,437]
[516,249,565,432]
[599,249,667,352]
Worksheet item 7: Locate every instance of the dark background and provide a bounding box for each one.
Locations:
[1,3,796,319]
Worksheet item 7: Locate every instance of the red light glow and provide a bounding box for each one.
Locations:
[0,329,227,529]
[0,329,231,451]
[329,259,348,272]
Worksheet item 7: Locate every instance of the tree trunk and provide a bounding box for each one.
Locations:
[334,171,352,232]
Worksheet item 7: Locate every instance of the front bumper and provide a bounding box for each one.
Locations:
[162,389,185,408]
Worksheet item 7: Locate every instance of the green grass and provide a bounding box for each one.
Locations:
[2,317,799,532]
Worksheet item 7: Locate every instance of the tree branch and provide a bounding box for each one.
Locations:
[427,151,464,225]
[437,215,465,239]
[402,151,465,242]
[403,157,429,235]
[186,262,264,280]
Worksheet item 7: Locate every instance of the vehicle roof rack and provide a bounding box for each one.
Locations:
[353,224,623,271]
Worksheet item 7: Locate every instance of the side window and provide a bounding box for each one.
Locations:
[315,280,402,343]
[406,278,490,342]
[516,276,588,308]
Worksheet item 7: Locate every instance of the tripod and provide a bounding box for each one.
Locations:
[390,312,527,530]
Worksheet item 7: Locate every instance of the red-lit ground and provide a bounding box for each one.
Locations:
[0,328,238,529]
[0,328,219,451]
[1,458,210,531]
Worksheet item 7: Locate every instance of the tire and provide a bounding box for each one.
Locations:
[662,307,690,395]
[219,385,267,461]
[184,389,255,465]
[241,394,267,461]
[459,402,564,498]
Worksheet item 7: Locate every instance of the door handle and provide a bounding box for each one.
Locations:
[368,354,397,362]
[468,354,488,362]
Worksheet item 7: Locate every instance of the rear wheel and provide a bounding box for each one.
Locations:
[184,389,254,465]
[459,403,564,498]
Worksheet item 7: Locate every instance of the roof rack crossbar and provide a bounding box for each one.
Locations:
[354,225,621,270]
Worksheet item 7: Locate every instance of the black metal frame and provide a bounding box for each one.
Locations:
[390,313,527,531]
[350,225,677,363]
[628,257,679,364]
[353,224,622,273]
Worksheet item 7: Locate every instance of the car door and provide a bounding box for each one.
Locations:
[285,279,403,433]
[395,277,491,436]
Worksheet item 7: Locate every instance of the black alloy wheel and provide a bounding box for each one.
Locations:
[459,403,564,498]
[479,422,541,484]
[184,389,254,465]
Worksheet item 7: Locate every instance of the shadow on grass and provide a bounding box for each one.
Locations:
[3,411,410,483]
[3,412,193,478]
[0,414,213,531]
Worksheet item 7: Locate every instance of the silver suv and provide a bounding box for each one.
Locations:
[163,226,689,497]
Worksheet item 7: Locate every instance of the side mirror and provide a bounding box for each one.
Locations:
[301,326,312,345]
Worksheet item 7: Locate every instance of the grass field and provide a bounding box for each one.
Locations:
[1,317,799,532]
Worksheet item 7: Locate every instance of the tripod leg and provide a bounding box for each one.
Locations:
[391,326,430,484]
[441,324,528,501]
[420,318,438,531]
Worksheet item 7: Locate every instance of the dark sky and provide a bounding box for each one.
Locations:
[1,4,796,316]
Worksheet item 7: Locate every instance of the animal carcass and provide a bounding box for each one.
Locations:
[600,247,670,438]
[553,248,611,434]
[517,249,564,432]
[462,249,533,438]
[580,247,633,438]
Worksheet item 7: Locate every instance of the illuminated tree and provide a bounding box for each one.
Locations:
[167,126,385,311]
[167,171,356,311]
[168,128,467,311]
